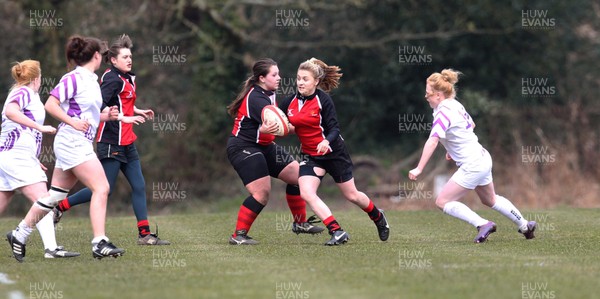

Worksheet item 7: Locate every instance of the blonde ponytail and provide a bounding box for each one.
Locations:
[298,58,342,92]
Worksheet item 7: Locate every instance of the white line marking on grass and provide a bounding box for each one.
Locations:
[0,273,16,284]
[8,291,26,299]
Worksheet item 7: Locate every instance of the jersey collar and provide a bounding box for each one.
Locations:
[253,84,274,96]
[110,65,135,79]
[434,98,453,113]
[75,65,98,81]
[296,89,317,101]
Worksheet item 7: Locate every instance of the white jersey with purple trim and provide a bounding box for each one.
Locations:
[0,86,44,156]
[50,66,102,142]
[429,98,483,166]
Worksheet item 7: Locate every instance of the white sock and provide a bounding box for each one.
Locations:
[36,211,58,250]
[492,195,528,230]
[443,201,489,228]
[13,220,34,244]
[91,236,109,246]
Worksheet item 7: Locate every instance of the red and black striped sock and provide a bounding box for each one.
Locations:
[286,184,306,223]
[138,220,150,237]
[56,199,71,212]
[233,195,264,236]
[323,215,341,234]
[362,200,382,222]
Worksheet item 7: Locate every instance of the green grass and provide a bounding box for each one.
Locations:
[0,208,599,299]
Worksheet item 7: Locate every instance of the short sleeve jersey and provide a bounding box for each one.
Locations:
[50,66,102,142]
[429,99,483,166]
[230,85,277,146]
[0,86,45,156]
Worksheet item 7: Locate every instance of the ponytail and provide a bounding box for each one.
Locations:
[65,35,107,69]
[298,58,342,92]
[227,58,277,117]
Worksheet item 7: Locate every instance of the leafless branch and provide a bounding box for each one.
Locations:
[258,28,518,49]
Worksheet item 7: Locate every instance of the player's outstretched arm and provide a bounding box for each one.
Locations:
[409,136,439,180]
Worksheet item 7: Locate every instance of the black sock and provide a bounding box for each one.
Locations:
[368,206,382,221]
[324,216,341,234]
[138,220,150,237]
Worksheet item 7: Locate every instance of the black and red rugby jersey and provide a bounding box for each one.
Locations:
[280,89,341,156]
[230,84,277,145]
[96,66,137,146]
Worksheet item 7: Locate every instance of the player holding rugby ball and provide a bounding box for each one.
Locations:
[226,58,324,245]
[280,58,389,246]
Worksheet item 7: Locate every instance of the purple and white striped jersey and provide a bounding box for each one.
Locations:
[0,86,44,156]
[50,66,102,141]
[429,99,483,166]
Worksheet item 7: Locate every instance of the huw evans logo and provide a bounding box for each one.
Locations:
[523,213,556,231]
[521,282,556,299]
[398,45,432,65]
[275,281,309,299]
[29,10,63,29]
[152,181,187,202]
[275,10,309,28]
[522,10,555,29]
[153,114,187,132]
[152,249,186,268]
[521,146,556,164]
[153,45,187,65]
[522,78,556,98]
[276,77,296,96]
[399,114,431,133]
[275,145,307,164]
[399,250,432,269]
[398,181,433,201]
[39,77,57,97]
[30,281,63,299]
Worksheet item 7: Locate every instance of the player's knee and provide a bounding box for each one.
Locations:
[92,183,110,198]
[435,197,448,210]
[35,195,57,211]
[300,192,317,203]
[131,183,145,196]
[299,186,318,202]
[106,184,116,196]
[37,186,70,210]
[251,189,270,202]
[478,193,496,207]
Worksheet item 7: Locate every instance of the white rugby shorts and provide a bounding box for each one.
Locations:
[450,149,493,189]
[53,133,96,171]
[0,148,47,191]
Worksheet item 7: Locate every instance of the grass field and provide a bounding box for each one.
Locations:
[0,208,599,299]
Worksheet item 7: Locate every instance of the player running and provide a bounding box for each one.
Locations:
[6,35,126,261]
[2,60,80,261]
[408,69,537,243]
[280,58,389,246]
[52,34,169,246]
[226,58,324,245]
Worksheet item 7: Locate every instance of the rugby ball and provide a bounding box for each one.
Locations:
[261,105,290,136]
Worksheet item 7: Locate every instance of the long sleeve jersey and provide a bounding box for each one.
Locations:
[280,89,341,156]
